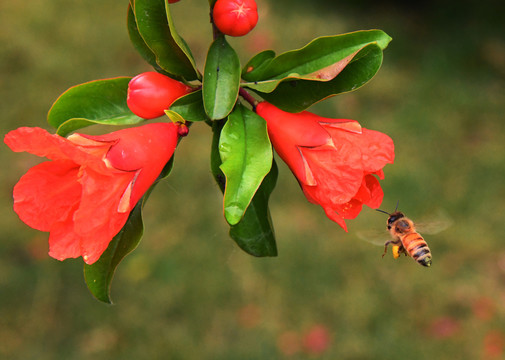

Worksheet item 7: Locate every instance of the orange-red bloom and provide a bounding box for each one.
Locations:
[4,123,179,264]
[256,102,394,231]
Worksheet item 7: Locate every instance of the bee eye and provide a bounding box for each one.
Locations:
[388,215,400,224]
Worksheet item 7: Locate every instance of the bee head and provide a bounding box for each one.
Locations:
[377,208,405,230]
[387,211,405,227]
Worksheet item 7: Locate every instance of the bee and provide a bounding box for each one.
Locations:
[377,208,432,267]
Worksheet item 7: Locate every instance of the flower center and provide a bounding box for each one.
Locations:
[232,3,249,17]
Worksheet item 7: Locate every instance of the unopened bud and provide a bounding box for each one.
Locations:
[177,123,189,137]
[127,72,192,119]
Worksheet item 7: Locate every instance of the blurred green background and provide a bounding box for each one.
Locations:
[1,0,505,359]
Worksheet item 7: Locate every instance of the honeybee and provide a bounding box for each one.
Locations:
[377,209,432,267]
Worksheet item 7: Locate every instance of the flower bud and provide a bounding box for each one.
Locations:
[177,123,190,137]
[127,72,192,119]
[213,0,258,37]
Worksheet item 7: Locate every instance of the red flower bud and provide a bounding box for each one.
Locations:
[213,0,258,37]
[256,102,394,231]
[127,72,192,119]
[167,0,180,3]
[177,123,190,137]
[4,123,179,264]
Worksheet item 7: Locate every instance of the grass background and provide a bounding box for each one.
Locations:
[1,0,505,359]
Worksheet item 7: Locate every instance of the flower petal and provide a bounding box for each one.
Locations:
[13,160,81,232]
[82,123,177,171]
[300,139,363,205]
[324,127,394,173]
[80,123,179,208]
[359,174,384,209]
[257,102,331,185]
[72,167,134,264]
[5,127,112,172]
[5,127,72,160]
[359,129,395,172]
[323,207,349,232]
[334,199,364,220]
[48,204,83,261]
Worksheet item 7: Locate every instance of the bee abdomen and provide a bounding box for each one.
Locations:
[403,233,432,267]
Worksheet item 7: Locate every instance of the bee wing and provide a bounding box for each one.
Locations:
[355,229,389,246]
[415,209,453,235]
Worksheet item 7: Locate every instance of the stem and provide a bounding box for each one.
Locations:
[239,88,259,109]
[209,2,221,41]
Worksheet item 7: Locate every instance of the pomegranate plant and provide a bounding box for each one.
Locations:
[5,0,393,302]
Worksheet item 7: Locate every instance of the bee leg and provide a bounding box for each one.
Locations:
[382,240,401,258]
[382,243,389,258]
[399,246,408,257]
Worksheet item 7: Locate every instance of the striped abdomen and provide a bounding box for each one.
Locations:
[401,232,432,267]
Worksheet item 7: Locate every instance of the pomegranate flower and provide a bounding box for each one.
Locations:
[256,102,394,231]
[4,123,179,264]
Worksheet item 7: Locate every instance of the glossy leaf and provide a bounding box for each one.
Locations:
[241,30,391,98]
[242,30,391,82]
[230,160,278,257]
[203,36,241,120]
[211,120,277,257]
[166,90,208,122]
[241,50,275,79]
[164,0,199,78]
[219,104,272,225]
[253,44,384,112]
[47,77,144,136]
[211,120,227,192]
[84,202,143,304]
[132,0,198,80]
[127,4,165,74]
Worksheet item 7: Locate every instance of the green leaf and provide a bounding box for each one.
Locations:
[164,0,198,77]
[47,77,144,137]
[241,50,275,78]
[242,30,391,83]
[241,30,391,100]
[84,203,144,304]
[229,159,278,257]
[211,120,227,193]
[127,4,167,74]
[203,36,241,120]
[219,104,272,225]
[254,43,384,112]
[211,119,277,257]
[132,0,198,80]
[166,90,208,122]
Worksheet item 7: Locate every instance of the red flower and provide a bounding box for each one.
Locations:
[4,123,179,264]
[256,102,394,231]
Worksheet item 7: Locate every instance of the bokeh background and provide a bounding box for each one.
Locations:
[1,0,505,359]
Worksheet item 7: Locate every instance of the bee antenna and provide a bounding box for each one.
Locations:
[376,208,390,216]
[395,200,400,212]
